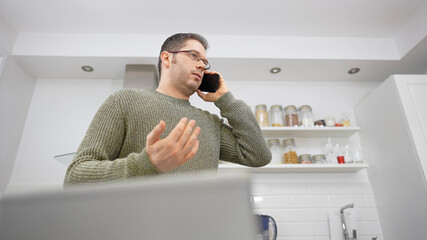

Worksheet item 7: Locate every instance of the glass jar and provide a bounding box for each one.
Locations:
[312,154,326,164]
[324,117,336,127]
[341,112,351,127]
[314,119,325,126]
[298,154,312,164]
[284,105,299,127]
[269,105,284,126]
[282,138,298,164]
[267,139,282,164]
[298,105,314,127]
[255,104,269,127]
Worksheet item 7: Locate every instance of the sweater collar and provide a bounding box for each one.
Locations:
[150,89,192,106]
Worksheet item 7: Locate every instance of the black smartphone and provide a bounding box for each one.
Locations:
[198,73,219,93]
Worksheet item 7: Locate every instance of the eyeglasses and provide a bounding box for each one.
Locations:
[168,50,211,70]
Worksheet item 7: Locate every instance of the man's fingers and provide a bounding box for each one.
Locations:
[146,121,166,146]
[177,119,196,146]
[181,140,200,165]
[182,126,201,155]
[196,89,206,99]
[167,118,188,140]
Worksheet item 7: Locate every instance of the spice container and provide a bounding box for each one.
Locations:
[298,154,312,164]
[282,138,298,164]
[255,104,269,127]
[324,117,336,127]
[312,154,326,164]
[314,120,325,126]
[298,105,314,127]
[284,105,299,127]
[267,139,282,164]
[341,112,351,126]
[269,105,284,126]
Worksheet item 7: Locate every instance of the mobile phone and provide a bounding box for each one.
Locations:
[198,73,220,93]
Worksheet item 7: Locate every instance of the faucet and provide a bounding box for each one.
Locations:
[340,203,357,240]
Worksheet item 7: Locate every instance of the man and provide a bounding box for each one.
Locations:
[64,33,271,185]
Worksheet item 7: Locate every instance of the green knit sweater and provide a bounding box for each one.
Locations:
[64,89,271,185]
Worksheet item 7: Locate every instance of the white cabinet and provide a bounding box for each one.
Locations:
[354,75,427,240]
[219,126,368,173]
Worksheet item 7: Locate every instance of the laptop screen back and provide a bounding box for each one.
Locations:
[0,172,257,240]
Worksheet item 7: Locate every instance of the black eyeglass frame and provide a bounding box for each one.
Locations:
[167,50,211,70]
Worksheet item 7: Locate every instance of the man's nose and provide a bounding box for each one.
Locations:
[196,59,206,69]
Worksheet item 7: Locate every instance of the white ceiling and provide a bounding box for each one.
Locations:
[0,0,426,82]
[0,0,425,37]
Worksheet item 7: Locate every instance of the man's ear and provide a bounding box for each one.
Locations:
[160,51,171,68]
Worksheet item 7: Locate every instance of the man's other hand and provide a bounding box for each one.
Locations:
[146,118,200,172]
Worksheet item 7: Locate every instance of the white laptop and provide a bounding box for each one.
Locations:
[0,171,257,240]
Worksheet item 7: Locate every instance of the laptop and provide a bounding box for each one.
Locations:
[0,171,257,240]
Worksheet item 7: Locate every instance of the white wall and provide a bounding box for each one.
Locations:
[0,15,36,193]
[0,15,17,55]
[8,77,123,191]
[251,172,381,240]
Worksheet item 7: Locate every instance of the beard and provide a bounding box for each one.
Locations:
[171,60,201,95]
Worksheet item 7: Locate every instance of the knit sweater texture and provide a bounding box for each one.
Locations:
[64,89,271,185]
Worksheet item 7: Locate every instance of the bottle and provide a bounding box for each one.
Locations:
[354,149,363,164]
[267,139,282,164]
[344,144,352,163]
[269,105,284,126]
[324,138,334,163]
[298,105,314,127]
[255,104,269,127]
[282,138,298,164]
[284,105,299,127]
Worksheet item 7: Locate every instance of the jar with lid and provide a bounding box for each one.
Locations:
[298,154,312,164]
[284,105,299,127]
[282,138,298,164]
[312,154,326,164]
[269,105,284,126]
[341,112,351,127]
[267,139,282,164]
[255,104,269,127]
[298,105,314,127]
[324,117,336,127]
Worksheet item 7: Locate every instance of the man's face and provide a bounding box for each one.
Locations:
[169,39,208,95]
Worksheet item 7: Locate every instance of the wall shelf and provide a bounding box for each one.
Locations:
[261,126,360,138]
[219,163,368,173]
[56,152,367,173]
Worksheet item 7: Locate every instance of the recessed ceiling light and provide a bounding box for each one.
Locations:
[81,65,94,72]
[270,67,281,74]
[348,68,360,74]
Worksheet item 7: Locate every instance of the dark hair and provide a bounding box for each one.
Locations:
[158,33,209,77]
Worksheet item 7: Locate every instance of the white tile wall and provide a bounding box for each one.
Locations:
[250,172,383,240]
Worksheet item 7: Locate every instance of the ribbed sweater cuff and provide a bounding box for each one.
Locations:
[131,149,162,176]
[214,91,235,110]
